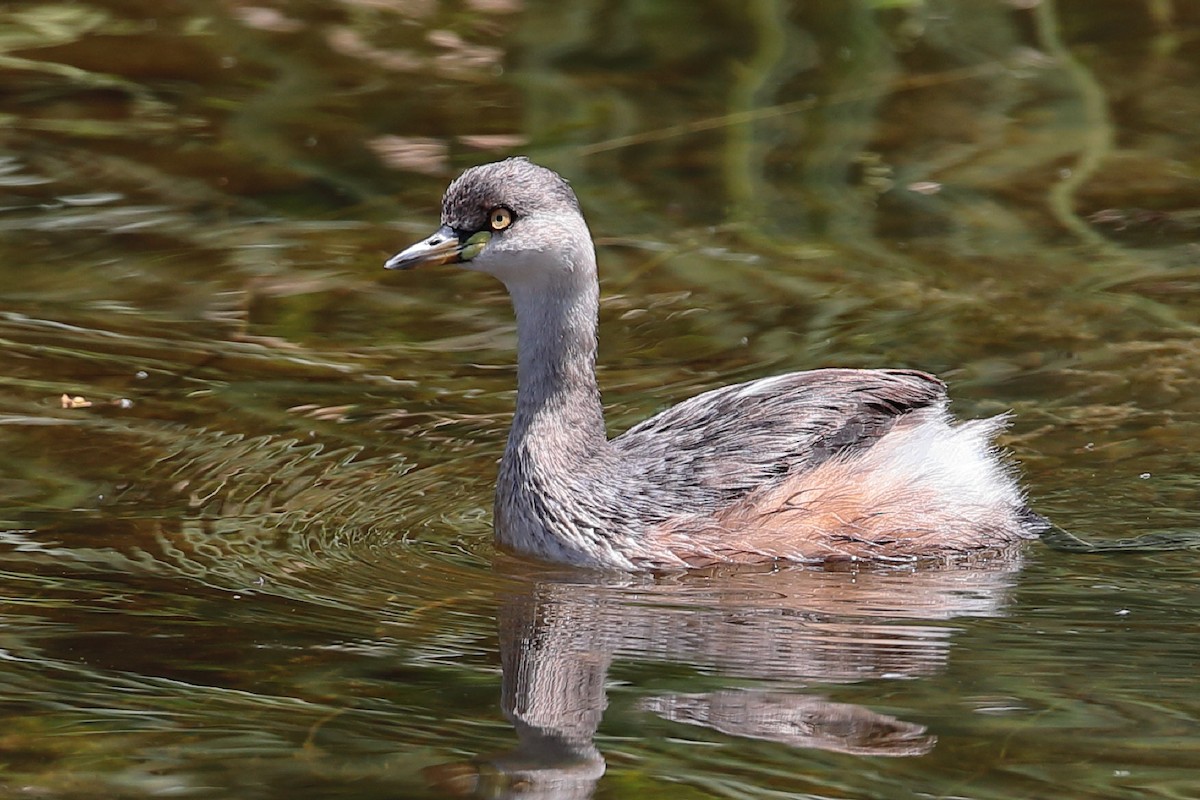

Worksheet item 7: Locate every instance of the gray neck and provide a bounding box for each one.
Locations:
[505,268,608,457]
[490,227,641,566]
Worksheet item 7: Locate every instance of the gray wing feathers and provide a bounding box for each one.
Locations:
[611,368,947,502]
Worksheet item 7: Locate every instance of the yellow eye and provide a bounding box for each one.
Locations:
[489,207,513,231]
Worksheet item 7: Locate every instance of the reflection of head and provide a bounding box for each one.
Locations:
[423,750,604,800]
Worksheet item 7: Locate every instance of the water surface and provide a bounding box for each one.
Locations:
[1,1,1198,797]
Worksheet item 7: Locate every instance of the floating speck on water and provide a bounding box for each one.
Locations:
[58,192,124,207]
[907,181,942,195]
[1139,472,1151,479]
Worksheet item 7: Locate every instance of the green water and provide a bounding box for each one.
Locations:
[1,1,1198,797]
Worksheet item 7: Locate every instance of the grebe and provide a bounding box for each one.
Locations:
[385,158,1043,570]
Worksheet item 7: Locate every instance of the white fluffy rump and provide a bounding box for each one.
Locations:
[866,408,1023,515]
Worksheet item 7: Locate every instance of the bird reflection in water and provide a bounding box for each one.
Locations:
[425,553,1023,798]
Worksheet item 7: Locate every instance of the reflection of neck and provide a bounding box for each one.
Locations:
[499,588,609,747]
[492,589,607,797]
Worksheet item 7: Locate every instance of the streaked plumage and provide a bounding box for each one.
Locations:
[386,158,1044,570]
